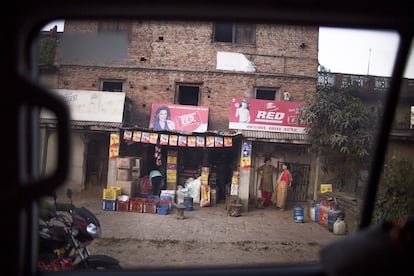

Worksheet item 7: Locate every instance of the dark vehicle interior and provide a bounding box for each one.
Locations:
[5,0,414,275]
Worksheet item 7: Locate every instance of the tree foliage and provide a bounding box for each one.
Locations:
[299,85,382,191]
[373,159,414,225]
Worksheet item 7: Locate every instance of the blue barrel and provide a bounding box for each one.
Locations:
[183,197,193,211]
[293,203,304,223]
[314,203,320,223]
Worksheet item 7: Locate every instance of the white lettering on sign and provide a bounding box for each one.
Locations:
[178,113,196,125]
[256,111,285,123]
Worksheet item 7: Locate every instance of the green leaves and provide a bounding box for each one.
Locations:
[299,84,382,192]
[300,85,380,160]
[373,159,414,224]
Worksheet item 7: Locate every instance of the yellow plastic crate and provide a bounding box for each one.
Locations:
[102,186,122,200]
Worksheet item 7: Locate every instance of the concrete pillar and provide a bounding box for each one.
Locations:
[237,139,252,212]
[239,169,250,212]
[107,159,117,187]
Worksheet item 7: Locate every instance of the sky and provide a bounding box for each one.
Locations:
[319,27,414,78]
[42,21,414,78]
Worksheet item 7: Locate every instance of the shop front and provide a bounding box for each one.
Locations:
[117,127,242,203]
[40,89,128,193]
[229,98,313,211]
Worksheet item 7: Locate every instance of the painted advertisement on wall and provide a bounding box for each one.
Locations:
[41,89,126,123]
[228,98,308,133]
[149,103,209,133]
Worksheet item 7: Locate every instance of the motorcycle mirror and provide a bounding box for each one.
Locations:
[67,188,72,200]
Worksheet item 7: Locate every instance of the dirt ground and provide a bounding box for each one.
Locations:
[67,190,345,270]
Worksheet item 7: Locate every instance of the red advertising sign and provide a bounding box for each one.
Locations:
[149,103,209,132]
[229,98,307,133]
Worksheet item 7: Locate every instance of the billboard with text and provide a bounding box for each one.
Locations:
[229,98,307,133]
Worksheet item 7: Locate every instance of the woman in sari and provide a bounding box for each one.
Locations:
[276,162,293,211]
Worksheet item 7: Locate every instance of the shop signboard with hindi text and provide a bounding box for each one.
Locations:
[228,98,307,133]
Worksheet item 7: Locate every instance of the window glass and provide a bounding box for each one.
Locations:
[372,37,414,226]
[36,19,407,271]
[214,22,256,45]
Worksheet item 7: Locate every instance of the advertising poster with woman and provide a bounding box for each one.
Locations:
[229,98,307,133]
[150,103,209,132]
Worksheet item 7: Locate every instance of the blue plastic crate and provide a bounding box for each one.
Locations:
[160,195,172,201]
[102,199,116,211]
[157,204,169,215]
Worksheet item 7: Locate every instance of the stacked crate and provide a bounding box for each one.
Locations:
[116,157,138,197]
[144,195,160,214]
[159,195,173,210]
[102,186,121,211]
[129,197,146,213]
[116,195,130,212]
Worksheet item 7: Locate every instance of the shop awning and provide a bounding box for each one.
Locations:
[240,130,310,144]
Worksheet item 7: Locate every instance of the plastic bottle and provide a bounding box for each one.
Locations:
[293,203,304,223]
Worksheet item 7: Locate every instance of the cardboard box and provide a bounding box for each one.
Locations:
[135,158,141,169]
[115,180,136,197]
[116,157,135,169]
[131,168,140,181]
[117,168,132,181]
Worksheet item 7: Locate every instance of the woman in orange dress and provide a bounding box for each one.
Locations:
[276,162,293,211]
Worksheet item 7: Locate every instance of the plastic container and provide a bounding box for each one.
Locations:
[160,195,172,201]
[117,195,130,202]
[157,204,169,215]
[308,200,316,221]
[309,206,316,221]
[333,215,347,235]
[293,203,304,223]
[314,203,320,223]
[328,205,344,232]
[319,199,329,227]
[184,196,193,211]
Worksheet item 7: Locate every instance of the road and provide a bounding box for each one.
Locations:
[70,190,344,270]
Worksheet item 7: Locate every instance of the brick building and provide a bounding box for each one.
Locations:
[39,19,320,210]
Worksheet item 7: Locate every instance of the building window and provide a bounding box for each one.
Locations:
[102,80,123,92]
[255,88,277,100]
[213,23,256,45]
[98,20,132,32]
[176,84,200,106]
[98,20,132,40]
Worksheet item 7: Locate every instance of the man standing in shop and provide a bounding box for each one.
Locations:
[149,167,163,196]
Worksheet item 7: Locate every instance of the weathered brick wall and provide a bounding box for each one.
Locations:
[57,20,319,131]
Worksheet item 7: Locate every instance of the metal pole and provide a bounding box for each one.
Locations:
[313,154,320,201]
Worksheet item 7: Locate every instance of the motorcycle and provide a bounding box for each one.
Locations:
[38,188,122,271]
